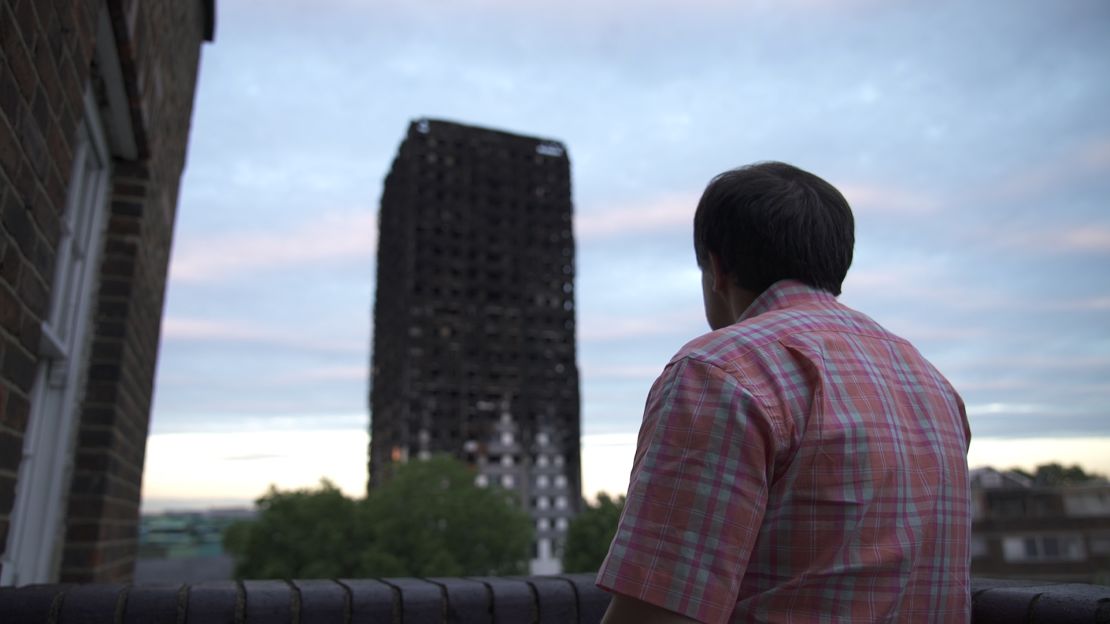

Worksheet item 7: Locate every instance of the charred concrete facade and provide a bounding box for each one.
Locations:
[0,0,213,584]
[370,119,580,574]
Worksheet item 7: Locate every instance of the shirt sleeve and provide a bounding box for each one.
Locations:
[596,356,778,624]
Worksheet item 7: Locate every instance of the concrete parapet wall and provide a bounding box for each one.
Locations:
[1,575,1108,623]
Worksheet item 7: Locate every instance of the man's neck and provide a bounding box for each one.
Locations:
[722,285,758,323]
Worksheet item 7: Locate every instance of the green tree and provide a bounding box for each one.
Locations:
[223,479,363,579]
[223,457,533,579]
[359,456,533,576]
[1010,463,1107,486]
[562,492,625,573]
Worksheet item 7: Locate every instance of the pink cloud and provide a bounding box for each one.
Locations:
[1057,226,1110,253]
[956,379,1110,395]
[987,137,1110,202]
[1051,296,1110,311]
[270,366,369,383]
[945,354,1110,374]
[845,265,1023,312]
[993,224,1110,255]
[848,268,1110,313]
[580,364,665,380]
[293,0,881,13]
[169,211,376,283]
[879,319,990,342]
[1079,139,1110,169]
[579,308,702,341]
[162,317,365,354]
[839,184,939,215]
[576,193,699,240]
[576,181,940,243]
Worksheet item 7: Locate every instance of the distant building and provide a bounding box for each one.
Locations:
[971,467,1110,583]
[0,1,214,584]
[138,508,254,560]
[369,119,581,574]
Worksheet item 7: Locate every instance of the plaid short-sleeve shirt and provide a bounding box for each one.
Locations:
[597,280,971,623]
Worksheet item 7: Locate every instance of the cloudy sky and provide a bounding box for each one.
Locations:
[142,0,1110,510]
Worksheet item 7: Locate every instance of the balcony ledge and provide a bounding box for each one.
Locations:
[0,574,1107,623]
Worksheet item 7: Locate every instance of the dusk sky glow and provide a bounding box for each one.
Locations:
[142,0,1110,510]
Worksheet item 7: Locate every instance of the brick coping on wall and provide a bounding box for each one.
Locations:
[0,574,1107,623]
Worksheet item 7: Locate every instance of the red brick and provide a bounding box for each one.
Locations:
[83,380,120,404]
[2,0,210,584]
[0,120,21,183]
[3,22,36,100]
[0,63,22,132]
[43,5,64,60]
[78,424,115,449]
[0,339,34,390]
[28,84,49,130]
[0,429,24,469]
[16,97,49,181]
[0,5,23,66]
[89,340,123,361]
[15,306,39,353]
[96,298,128,319]
[57,55,83,118]
[2,388,29,432]
[64,520,106,542]
[0,474,15,519]
[29,228,54,283]
[0,282,17,332]
[112,183,145,198]
[32,22,64,110]
[44,168,66,213]
[12,0,41,35]
[12,158,37,207]
[15,260,46,315]
[1,194,33,257]
[58,542,99,570]
[45,124,69,180]
[106,214,140,237]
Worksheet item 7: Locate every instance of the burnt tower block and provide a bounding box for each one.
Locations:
[370,119,581,574]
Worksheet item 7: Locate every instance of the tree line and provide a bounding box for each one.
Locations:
[225,459,1102,578]
[223,456,625,578]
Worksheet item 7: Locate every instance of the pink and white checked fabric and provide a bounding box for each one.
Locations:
[597,280,971,623]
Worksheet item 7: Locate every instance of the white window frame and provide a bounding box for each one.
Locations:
[1001,534,1086,563]
[1,91,112,586]
[970,536,988,559]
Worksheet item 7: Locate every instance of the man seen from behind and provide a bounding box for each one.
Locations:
[597,162,972,623]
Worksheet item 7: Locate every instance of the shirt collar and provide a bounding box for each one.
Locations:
[737,279,838,323]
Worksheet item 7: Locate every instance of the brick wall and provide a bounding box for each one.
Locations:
[0,0,211,583]
[0,0,103,575]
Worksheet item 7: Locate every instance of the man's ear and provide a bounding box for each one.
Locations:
[708,252,729,293]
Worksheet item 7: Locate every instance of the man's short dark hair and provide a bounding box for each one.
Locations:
[693,161,854,296]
